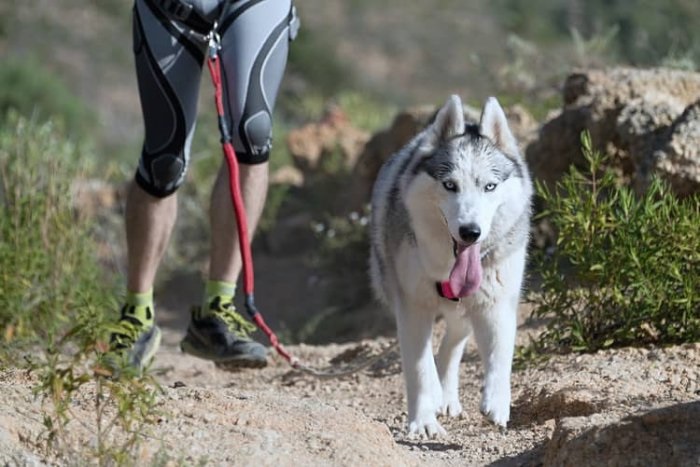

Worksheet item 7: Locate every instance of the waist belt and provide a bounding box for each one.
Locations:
[155,0,217,35]
[154,0,300,42]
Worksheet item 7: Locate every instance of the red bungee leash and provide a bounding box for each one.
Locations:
[205,32,298,368]
[204,31,397,378]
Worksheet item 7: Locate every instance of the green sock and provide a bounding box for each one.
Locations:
[123,289,155,326]
[201,280,236,316]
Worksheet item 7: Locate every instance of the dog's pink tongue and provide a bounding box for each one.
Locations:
[449,243,482,297]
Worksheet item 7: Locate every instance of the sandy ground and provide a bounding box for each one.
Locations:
[1,300,699,466]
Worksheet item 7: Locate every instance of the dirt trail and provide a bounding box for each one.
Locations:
[2,302,698,466]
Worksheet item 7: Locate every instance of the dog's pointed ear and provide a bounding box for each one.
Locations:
[479,97,518,156]
[430,94,465,143]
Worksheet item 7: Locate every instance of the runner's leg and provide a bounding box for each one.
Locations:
[127,0,207,293]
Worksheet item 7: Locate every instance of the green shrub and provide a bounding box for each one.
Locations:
[527,132,700,355]
[0,113,162,464]
[35,348,163,464]
[313,207,372,308]
[0,113,111,350]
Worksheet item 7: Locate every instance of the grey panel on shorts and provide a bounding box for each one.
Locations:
[133,0,296,197]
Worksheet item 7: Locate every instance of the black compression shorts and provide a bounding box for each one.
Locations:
[132,0,298,197]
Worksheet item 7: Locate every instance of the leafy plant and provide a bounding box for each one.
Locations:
[0,114,162,464]
[526,132,700,355]
[0,113,104,349]
[33,334,163,465]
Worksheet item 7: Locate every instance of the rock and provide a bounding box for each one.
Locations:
[525,105,590,188]
[526,67,700,195]
[270,165,304,187]
[0,422,43,466]
[71,178,123,218]
[165,392,417,466]
[511,387,603,426]
[544,401,700,467]
[350,105,438,205]
[651,100,700,196]
[350,105,438,203]
[505,103,539,149]
[286,105,370,178]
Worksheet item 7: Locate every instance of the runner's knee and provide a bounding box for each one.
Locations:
[134,148,188,198]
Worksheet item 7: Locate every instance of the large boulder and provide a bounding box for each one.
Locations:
[527,67,700,195]
[649,100,700,196]
[351,104,447,204]
[286,105,370,179]
[544,401,700,467]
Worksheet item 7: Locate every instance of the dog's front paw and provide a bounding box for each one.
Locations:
[480,388,510,427]
[408,415,446,438]
[438,394,463,418]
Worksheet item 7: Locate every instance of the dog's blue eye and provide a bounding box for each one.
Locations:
[485,183,497,192]
[443,181,457,192]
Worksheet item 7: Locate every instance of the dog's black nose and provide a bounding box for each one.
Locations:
[459,224,481,245]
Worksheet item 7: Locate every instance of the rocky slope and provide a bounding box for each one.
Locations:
[526,68,700,196]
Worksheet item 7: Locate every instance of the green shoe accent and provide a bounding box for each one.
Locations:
[207,297,257,336]
[126,289,154,306]
[201,280,236,318]
[123,289,155,326]
[105,301,160,376]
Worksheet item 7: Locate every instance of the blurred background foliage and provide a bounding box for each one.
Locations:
[0,0,698,343]
[493,0,699,67]
[1,0,697,166]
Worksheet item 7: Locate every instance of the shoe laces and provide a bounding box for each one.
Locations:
[109,305,152,349]
[210,299,257,337]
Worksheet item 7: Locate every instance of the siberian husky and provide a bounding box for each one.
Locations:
[369,95,532,436]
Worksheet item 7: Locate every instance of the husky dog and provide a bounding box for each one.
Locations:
[369,95,532,437]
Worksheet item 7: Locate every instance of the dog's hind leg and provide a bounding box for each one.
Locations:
[395,301,445,437]
[436,310,470,418]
